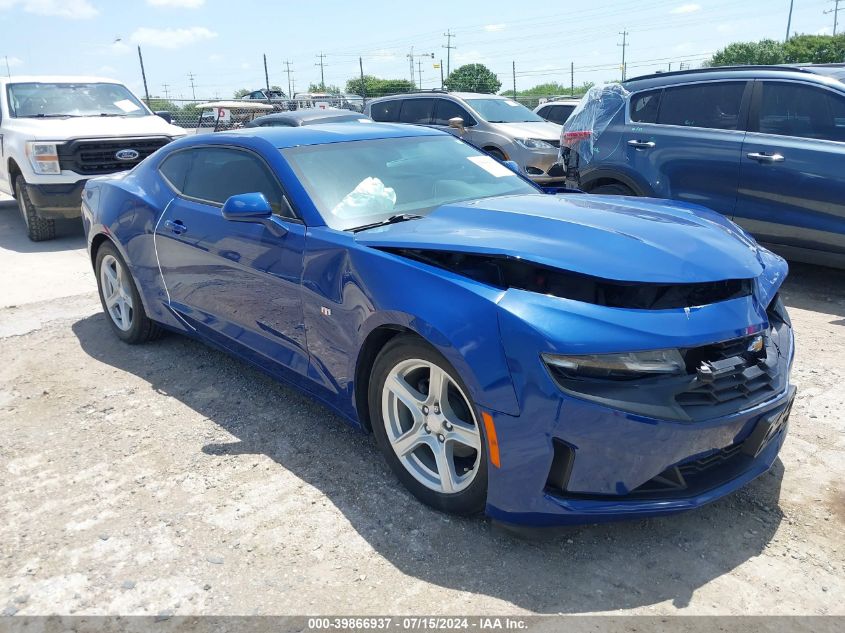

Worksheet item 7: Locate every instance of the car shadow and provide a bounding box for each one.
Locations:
[0,199,85,253]
[780,262,845,323]
[72,314,786,613]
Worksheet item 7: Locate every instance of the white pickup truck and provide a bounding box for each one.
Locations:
[0,76,186,241]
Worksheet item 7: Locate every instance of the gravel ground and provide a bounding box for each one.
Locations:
[0,198,843,616]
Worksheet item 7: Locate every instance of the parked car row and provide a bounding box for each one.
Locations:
[240,88,365,113]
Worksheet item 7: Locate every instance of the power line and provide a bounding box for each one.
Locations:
[443,29,456,77]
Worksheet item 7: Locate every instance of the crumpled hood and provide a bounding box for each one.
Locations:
[4,115,185,139]
[491,121,562,142]
[356,193,765,283]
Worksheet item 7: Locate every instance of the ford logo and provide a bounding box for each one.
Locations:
[115,149,140,161]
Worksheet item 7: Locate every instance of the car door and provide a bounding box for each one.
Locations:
[734,80,845,260]
[153,145,309,375]
[624,80,750,217]
[431,98,481,149]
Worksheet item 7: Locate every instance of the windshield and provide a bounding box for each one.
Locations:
[6,82,149,118]
[465,98,545,123]
[282,135,538,231]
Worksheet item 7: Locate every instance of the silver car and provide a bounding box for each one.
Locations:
[365,91,565,183]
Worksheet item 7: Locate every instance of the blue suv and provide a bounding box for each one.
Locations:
[563,65,845,269]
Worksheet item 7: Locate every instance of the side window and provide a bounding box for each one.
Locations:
[757,82,845,142]
[181,147,290,218]
[547,105,575,124]
[630,90,661,124]
[249,91,265,100]
[158,150,193,192]
[658,82,745,130]
[432,99,475,126]
[399,98,434,124]
[370,99,401,122]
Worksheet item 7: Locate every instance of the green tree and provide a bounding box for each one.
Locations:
[308,82,341,94]
[444,64,501,94]
[708,39,786,66]
[146,97,179,112]
[345,75,416,97]
[783,33,845,63]
[233,88,251,99]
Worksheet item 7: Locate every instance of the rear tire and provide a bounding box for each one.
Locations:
[369,335,488,516]
[94,241,163,344]
[590,182,635,196]
[15,176,55,242]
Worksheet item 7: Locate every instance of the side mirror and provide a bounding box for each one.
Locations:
[154,111,172,124]
[448,116,465,133]
[222,192,289,237]
[222,192,273,222]
[502,160,520,173]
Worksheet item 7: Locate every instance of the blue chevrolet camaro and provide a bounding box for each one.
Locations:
[81,122,795,526]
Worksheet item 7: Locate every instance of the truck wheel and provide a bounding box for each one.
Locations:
[15,176,56,242]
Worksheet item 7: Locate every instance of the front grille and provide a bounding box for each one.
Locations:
[58,137,171,176]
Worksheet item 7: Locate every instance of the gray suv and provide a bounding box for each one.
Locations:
[365,92,565,183]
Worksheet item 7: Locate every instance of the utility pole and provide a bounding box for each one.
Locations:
[4,56,11,78]
[137,46,150,104]
[359,56,367,107]
[187,72,197,101]
[162,83,171,100]
[440,58,444,88]
[263,53,270,93]
[443,29,456,77]
[512,61,517,99]
[570,61,574,96]
[618,30,629,81]
[407,49,435,87]
[283,60,293,97]
[315,52,327,90]
[825,0,842,35]
[786,0,794,41]
[416,58,424,89]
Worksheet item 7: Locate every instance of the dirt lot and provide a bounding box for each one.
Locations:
[0,197,843,617]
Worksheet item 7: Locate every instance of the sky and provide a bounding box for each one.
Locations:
[0,0,839,101]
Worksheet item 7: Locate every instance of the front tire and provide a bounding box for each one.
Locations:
[94,241,162,344]
[15,175,55,242]
[369,336,488,515]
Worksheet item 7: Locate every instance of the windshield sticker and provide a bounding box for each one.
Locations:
[468,155,516,178]
[113,99,141,113]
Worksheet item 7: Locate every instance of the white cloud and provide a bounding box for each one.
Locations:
[4,55,23,67]
[146,0,205,8]
[0,0,98,18]
[671,3,701,14]
[816,26,833,36]
[129,26,217,49]
[484,24,506,32]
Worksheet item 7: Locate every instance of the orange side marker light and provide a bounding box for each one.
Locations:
[481,411,501,468]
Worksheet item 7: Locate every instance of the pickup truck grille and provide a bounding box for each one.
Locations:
[57,137,172,176]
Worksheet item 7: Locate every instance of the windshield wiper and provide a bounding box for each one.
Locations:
[21,113,79,118]
[87,113,126,117]
[351,213,423,233]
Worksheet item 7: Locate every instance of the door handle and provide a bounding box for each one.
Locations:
[164,219,187,234]
[628,140,655,149]
[747,152,785,163]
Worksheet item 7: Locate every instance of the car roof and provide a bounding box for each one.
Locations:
[254,108,368,124]
[0,75,122,85]
[368,91,512,103]
[624,64,845,91]
[203,121,444,149]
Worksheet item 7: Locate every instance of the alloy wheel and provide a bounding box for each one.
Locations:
[99,254,134,331]
[381,359,482,494]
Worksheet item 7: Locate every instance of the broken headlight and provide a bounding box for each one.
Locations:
[543,349,686,381]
